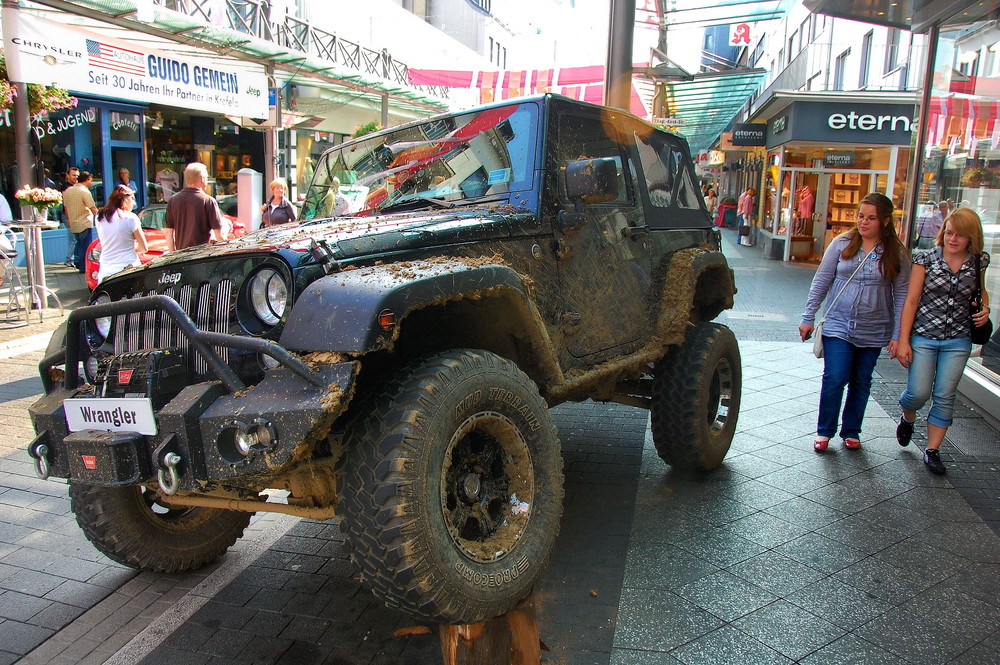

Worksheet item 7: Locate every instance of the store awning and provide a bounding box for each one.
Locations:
[21,0,450,115]
[636,68,768,153]
[637,0,792,29]
[803,0,988,33]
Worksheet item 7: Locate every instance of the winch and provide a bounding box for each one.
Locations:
[95,349,188,408]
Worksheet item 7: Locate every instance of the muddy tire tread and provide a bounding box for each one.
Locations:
[69,483,252,572]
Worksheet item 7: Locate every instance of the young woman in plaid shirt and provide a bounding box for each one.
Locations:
[895,208,991,474]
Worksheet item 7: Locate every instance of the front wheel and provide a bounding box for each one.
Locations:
[69,483,252,572]
[650,322,741,471]
[338,349,564,624]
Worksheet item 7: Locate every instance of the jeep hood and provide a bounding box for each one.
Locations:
[146,207,529,267]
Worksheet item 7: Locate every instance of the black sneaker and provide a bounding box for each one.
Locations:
[896,417,914,447]
[924,448,946,475]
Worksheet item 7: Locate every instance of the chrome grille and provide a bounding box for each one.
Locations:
[111,280,234,376]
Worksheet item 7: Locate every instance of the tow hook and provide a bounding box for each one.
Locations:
[28,440,50,480]
[157,452,182,495]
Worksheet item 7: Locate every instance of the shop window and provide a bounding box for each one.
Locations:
[32,103,103,200]
[884,28,900,74]
[109,111,141,142]
[859,31,873,88]
[833,49,850,91]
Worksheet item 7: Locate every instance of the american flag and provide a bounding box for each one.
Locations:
[86,39,146,77]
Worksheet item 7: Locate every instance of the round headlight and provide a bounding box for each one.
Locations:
[92,292,112,340]
[248,268,288,326]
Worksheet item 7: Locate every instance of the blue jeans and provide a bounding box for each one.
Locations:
[818,336,882,439]
[73,228,93,272]
[899,335,972,428]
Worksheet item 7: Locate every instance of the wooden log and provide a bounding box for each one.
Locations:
[439,596,540,665]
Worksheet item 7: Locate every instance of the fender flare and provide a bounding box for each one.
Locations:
[279,260,539,353]
[655,248,736,345]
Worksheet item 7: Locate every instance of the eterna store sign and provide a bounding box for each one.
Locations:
[5,15,268,117]
[766,101,917,147]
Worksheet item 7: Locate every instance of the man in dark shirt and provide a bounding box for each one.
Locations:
[165,162,224,251]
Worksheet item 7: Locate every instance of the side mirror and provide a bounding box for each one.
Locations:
[565,158,619,205]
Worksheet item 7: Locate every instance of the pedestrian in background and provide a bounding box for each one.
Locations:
[94,185,147,284]
[913,201,945,249]
[704,188,719,218]
[115,168,138,195]
[165,163,224,251]
[324,177,351,217]
[59,167,79,266]
[261,177,296,227]
[895,208,991,474]
[62,171,98,272]
[737,187,755,227]
[799,192,910,451]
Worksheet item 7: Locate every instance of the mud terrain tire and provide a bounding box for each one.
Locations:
[69,483,252,572]
[650,322,741,470]
[339,349,564,624]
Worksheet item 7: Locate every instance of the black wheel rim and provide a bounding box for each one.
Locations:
[707,357,735,434]
[441,412,533,563]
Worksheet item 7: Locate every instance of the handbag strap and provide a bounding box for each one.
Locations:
[818,247,877,324]
[972,252,984,306]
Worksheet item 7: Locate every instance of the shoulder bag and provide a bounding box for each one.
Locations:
[813,249,875,358]
[971,252,993,347]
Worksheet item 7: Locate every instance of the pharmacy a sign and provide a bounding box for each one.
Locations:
[5,15,268,117]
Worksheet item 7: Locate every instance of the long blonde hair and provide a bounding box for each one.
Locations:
[935,207,984,255]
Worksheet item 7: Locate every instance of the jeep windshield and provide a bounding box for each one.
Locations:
[301,101,539,220]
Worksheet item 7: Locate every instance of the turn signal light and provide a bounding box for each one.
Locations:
[378,309,396,331]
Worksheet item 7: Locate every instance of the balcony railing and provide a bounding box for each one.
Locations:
[154,0,449,100]
[750,41,925,116]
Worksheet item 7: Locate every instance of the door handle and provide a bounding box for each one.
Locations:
[621,226,650,240]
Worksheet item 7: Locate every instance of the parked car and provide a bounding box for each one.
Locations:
[31,94,740,625]
[83,204,245,289]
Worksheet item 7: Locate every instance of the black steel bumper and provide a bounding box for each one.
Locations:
[29,295,355,489]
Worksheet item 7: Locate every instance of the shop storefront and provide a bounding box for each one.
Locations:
[760,100,915,261]
[2,13,269,216]
[910,16,1000,414]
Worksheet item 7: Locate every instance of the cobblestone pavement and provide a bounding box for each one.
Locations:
[2,230,999,664]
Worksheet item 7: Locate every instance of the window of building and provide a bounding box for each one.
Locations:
[834,48,850,90]
[884,28,900,73]
[859,31,873,88]
[799,18,809,48]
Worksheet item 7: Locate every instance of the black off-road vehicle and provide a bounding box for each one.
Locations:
[28,94,739,624]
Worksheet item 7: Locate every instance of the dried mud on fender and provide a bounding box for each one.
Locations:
[654,245,715,347]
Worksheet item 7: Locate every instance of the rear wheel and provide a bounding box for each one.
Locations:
[339,349,564,624]
[650,322,741,470]
[69,483,252,572]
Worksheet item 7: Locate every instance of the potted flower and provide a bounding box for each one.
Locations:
[15,185,62,223]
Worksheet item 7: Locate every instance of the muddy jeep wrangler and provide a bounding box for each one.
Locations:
[29,94,739,625]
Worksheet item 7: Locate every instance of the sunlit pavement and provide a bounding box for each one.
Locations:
[2,230,999,664]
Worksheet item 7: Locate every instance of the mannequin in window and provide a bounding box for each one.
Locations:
[795,184,814,236]
[156,168,180,202]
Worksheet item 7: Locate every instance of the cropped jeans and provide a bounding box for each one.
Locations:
[899,335,972,428]
[818,336,882,440]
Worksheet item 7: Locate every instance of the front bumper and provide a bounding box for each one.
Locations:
[29,295,356,490]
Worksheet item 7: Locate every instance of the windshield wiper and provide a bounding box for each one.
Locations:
[377,195,454,214]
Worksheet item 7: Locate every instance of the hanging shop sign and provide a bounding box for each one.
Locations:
[766,101,916,147]
[731,123,767,147]
[824,151,856,167]
[5,15,268,118]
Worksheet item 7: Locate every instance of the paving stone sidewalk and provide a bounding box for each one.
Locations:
[5,230,1000,663]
